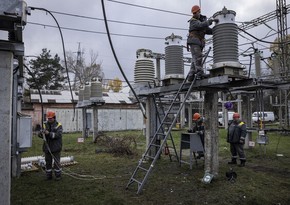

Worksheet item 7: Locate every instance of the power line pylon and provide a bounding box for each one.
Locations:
[276,0,289,78]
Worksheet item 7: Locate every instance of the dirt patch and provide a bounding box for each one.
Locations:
[248,165,290,177]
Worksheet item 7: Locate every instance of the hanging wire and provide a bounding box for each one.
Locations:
[29,6,76,121]
[100,0,146,119]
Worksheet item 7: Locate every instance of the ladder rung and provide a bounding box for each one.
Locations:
[162,122,172,125]
[150,143,161,148]
[144,155,155,160]
[131,178,142,185]
[137,166,149,172]
[156,133,166,136]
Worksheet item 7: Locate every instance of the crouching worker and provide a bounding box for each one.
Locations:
[227,112,246,167]
[188,112,205,158]
[38,111,63,180]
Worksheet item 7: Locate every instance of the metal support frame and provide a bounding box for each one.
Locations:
[276,0,289,78]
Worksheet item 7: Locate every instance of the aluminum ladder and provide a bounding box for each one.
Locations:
[126,48,211,194]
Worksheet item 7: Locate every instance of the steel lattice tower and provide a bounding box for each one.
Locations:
[276,0,289,78]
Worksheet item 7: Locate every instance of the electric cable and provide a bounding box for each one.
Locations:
[107,0,191,17]
[238,27,289,45]
[27,21,166,40]
[29,7,76,121]
[26,8,102,180]
[40,128,143,181]
[49,10,187,31]
[101,0,146,119]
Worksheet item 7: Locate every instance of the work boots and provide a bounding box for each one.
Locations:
[55,170,62,181]
[228,158,237,165]
[187,70,196,82]
[196,70,210,79]
[239,159,246,167]
[54,170,61,181]
[46,170,52,180]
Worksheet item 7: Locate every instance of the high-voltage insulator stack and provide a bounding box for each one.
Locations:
[83,81,91,105]
[164,33,184,80]
[90,78,104,103]
[134,48,155,87]
[211,7,245,77]
[77,78,104,107]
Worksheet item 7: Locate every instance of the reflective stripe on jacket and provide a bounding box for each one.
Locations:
[42,121,63,153]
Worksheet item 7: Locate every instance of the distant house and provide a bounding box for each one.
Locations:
[22,89,143,132]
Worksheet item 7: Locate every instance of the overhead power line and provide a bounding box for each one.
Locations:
[50,10,187,31]
[107,0,191,17]
[27,22,166,40]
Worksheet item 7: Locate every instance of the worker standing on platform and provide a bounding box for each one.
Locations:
[227,112,247,167]
[188,112,205,158]
[186,5,218,82]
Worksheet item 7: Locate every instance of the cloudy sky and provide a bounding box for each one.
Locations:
[20,0,287,82]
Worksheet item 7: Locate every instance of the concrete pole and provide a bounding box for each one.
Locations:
[204,91,219,177]
[242,95,252,149]
[180,94,185,128]
[92,107,98,142]
[145,96,157,156]
[82,107,87,138]
[237,94,242,115]
[188,103,193,129]
[11,67,18,177]
[156,57,161,82]
[0,51,13,205]
[222,93,229,130]
[255,51,261,78]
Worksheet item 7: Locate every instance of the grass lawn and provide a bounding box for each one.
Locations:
[12,129,290,205]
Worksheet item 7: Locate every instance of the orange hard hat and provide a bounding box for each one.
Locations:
[193,113,201,121]
[47,111,55,119]
[191,5,200,14]
[233,112,240,119]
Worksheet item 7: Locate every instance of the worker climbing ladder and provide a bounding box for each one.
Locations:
[126,48,211,194]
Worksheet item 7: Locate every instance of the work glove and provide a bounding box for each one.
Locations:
[208,19,213,25]
[38,131,43,139]
[239,139,245,144]
[213,19,219,23]
[38,129,46,139]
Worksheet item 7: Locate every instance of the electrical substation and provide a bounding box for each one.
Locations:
[0,0,290,203]
[126,4,290,194]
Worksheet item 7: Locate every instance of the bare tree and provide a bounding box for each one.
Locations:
[65,49,104,90]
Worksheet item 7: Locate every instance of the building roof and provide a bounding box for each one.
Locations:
[30,89,134,104]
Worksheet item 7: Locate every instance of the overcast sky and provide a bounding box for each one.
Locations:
[21,0,288,82]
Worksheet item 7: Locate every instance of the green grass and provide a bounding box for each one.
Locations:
[12,129,290,205]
